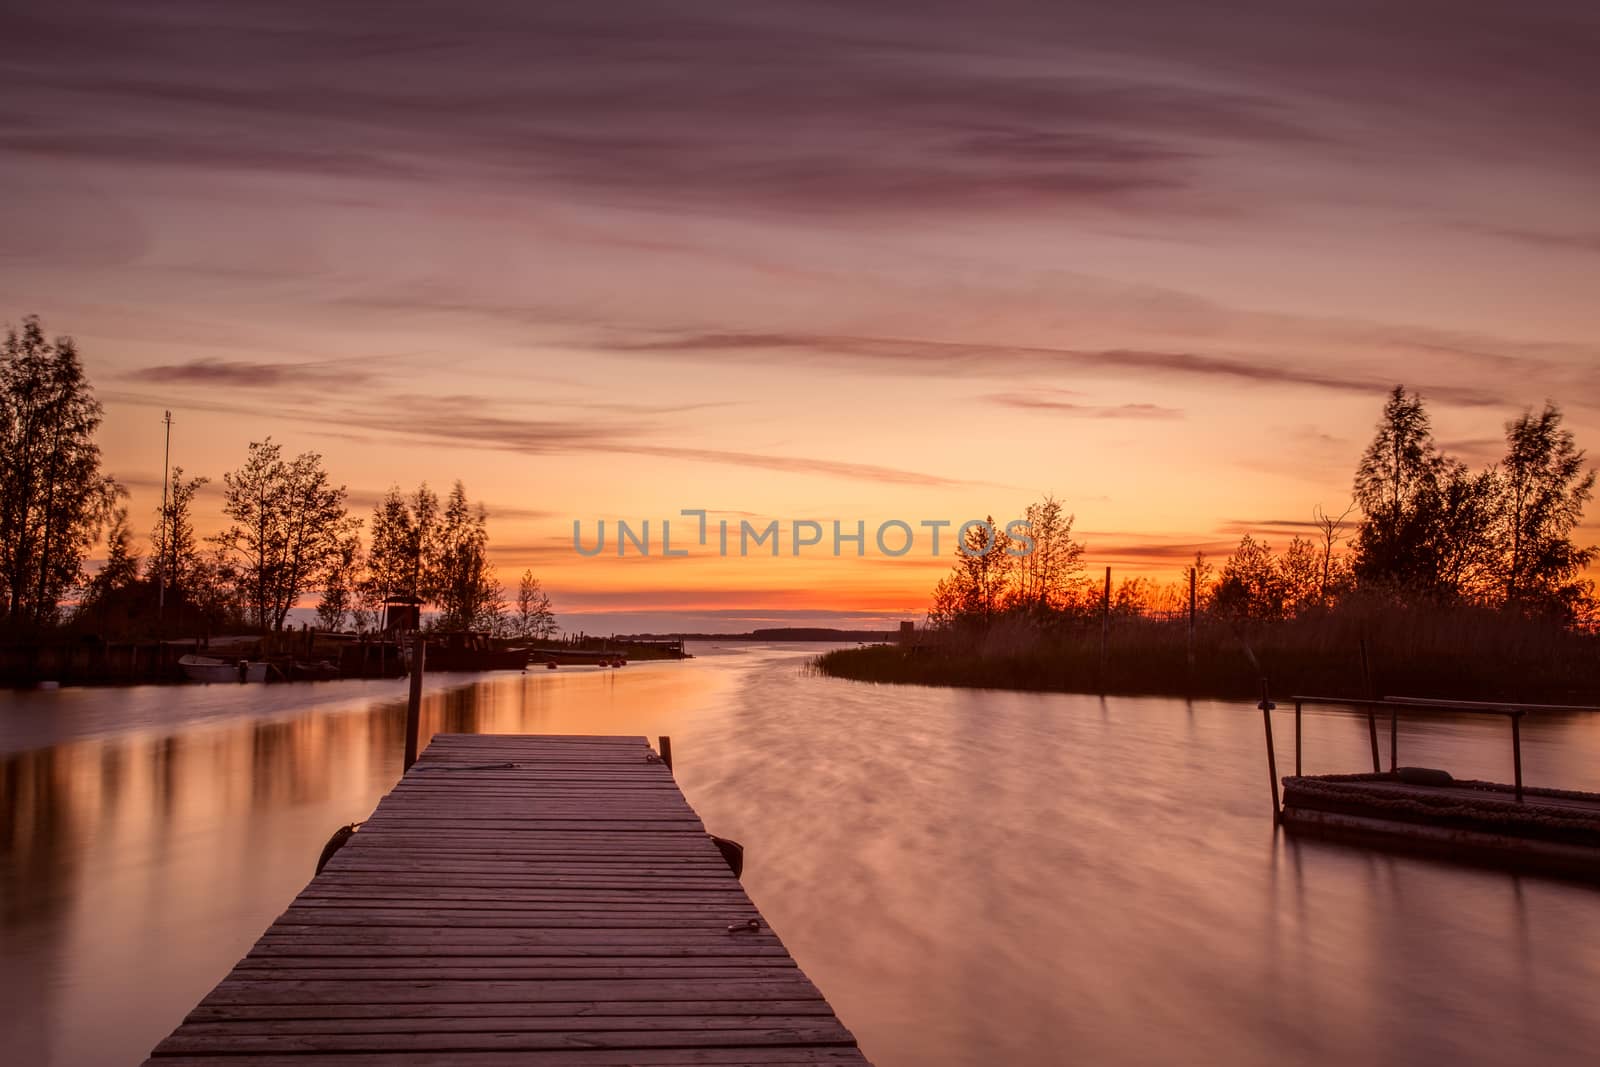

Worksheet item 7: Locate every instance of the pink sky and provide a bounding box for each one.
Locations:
[3,2,1598,631]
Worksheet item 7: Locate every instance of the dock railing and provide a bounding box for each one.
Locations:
[1277,694,1600,811]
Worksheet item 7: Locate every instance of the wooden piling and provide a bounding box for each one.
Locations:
[1390,706,1398,772]
[1260,679,1280,822]
[1360,638,1381,772]
[1294,699,1302,777]
[403,635,425,771]
[1511,714,1523,803]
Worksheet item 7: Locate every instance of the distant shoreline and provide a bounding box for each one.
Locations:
[623,627,897,643]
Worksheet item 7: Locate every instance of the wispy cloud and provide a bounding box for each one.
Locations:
[1088,540,1240,565]
[101,386,979,490]
[0,4,1332,220]
[1463,225,1600,255]
[1216,519,1325,536]
[986,390,1182,419]
[609,330,1508,406]
[608,444,974,488]
[128,358,373,388]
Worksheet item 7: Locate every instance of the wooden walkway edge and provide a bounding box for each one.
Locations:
[143,734,871,1065]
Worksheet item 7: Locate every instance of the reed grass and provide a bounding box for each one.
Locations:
[813,601,1600,704]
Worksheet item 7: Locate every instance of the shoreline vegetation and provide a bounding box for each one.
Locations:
[812,603,1600,704]
[0,316,566,684]
[819,385,1600,706]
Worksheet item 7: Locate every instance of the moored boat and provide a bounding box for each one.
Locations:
[179,654,268,683]
[289,659,342,681]
[416,631,530,672]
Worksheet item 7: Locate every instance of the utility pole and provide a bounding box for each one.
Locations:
[158,410,172,621]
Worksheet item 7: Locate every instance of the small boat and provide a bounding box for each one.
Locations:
[416,631,530,673]
[180,654,268,684]
[290,659,342,681]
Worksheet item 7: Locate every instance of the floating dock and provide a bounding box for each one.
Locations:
[1266,695,1600,882]
[143,733,871,1065]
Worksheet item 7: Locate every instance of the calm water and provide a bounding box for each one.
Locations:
[3,642,1599,1066]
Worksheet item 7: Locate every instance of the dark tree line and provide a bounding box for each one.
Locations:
[0,317,122,633]
[1348,387,1592,613]
[929,386,1596,630]
[0,315,555,640]
[327,480,526,635]
[1208,387,1595,621]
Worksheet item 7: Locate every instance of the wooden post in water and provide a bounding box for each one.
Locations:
[1294,699,1302,777]
[1511,714,1523,803]
[658,735,673,772]
[1259,678,1280,822]
[1389,706,1398,772]
[403,634,425,771]
[1360,637,1380,772]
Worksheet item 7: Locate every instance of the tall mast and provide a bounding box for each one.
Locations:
[158,410,172,619]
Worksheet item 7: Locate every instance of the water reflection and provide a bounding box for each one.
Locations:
[2,646,1599,1066]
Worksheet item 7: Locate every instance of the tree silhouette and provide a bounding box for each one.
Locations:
[1499,403,1596,614]
[1214,534,1284,620]
[432,482,499,631]
[149,467,209,597]
[0,316,120,632]
[1352,386,1451,589]
[515,570,558,639]
[213,439,355,632]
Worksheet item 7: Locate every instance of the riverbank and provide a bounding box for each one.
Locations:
[813,610,1600,704]
[0,632,689,688]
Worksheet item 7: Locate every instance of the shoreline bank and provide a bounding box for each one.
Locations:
[812,639,1600,706]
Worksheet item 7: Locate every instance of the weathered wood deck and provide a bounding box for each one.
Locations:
[1281,772,1600,881]
[143,733,871,1065]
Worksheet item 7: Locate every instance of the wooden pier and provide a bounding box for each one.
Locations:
[142,734,871,1065]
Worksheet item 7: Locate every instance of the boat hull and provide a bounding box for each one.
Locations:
[423,649,530,672]
[179,656,268,683]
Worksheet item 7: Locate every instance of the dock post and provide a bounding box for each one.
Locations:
[658,735,673,772]
[1389,706,1398,772]
[404,635,425,770]
[1359,637,1381,772]
[1367,705,1381,772]
[1511,713,1523,803]
[1294,699,1302,777]
[1259,679,1280,822]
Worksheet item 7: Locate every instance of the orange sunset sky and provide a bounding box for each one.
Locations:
[3,3,1598,632]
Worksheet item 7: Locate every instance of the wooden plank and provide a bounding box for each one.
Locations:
[144,733,870,1065]
[183,1000,838,1022]
[155,1024,856,1054]
[173,1015,847,1035]
[146,1050,870,1066]
[203,977,826,1004]
[216,967,806,983]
